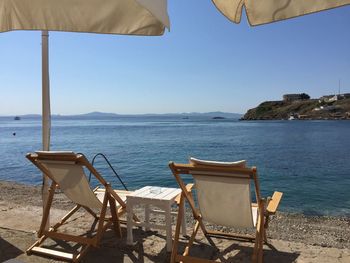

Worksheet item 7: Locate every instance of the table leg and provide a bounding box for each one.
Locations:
[164,203,172,252]
[145,203,150,231]
[180,199,187,236]
[126,200,134,245]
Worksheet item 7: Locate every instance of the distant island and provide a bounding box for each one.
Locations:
[75,111,242,119]
[2,111,242,119]
[241,93,350,120]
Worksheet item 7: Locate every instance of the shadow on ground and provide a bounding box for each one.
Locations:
[0,236,23,262]
[170,238,300,263]
[1,226,300,263]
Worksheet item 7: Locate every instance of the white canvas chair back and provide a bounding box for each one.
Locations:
[170,158,282,263]
[190,158,257,228]
[37,151,102,209]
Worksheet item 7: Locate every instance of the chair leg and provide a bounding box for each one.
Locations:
[258,220,265,263]
[263,214,270,244]
[253,206,264,263]
[171,194,184,263]
[183,220,200,256]
[252,229,259,263]
[181,199,187,236]
[38,181,56,237]
[108,195,122,237]
[165,204,173,252]
[256,200,265,263]
[94,191,109,246]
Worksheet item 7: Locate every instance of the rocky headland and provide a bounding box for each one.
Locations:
[241,93,350,120]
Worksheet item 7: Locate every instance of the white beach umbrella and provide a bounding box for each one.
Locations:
[211,0,350,26]
[0,0,169,225]
[0,0,169,150]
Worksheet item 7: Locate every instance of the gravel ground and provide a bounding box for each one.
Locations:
[1,180,349,248]
[0,180,349,262]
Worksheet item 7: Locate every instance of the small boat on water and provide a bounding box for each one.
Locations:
[14,116,21,120]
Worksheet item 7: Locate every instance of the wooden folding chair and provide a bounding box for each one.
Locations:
[169,157,283,263]
[26,151,134,262]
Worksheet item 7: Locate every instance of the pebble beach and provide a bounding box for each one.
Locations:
[0,180,349,262]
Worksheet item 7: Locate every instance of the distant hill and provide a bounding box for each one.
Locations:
[70,111,242,118]
[143,111,242,118]
[19,114,41,118]
[77,111,121,117]
[3,111,242,119]
[241,98,350,120]
[177,111,242,118]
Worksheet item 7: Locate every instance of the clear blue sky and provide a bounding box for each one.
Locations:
[0,1,349,115]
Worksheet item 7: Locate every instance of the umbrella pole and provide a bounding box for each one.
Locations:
[42,30,51,229]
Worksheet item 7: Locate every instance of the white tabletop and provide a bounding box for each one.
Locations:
[129,186,181,201]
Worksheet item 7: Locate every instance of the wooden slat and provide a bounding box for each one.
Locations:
[130,186,181,201]
[136,188,157,199]
[192,171,251,179]
[74,245,91,262]
[175,183,194,204]
[31,247,74,260]
[140,187,176,199]
[51,205,81,231]
[114,190,133,195]
[131,186,151,197]
[183,220,200,256]
[171,163,254,176]
[266,191,283,214]
[28,152,79,162]
[44,231,95,245]
[206,230,255,240]
[26,235,48,254]
[157,187,181,200]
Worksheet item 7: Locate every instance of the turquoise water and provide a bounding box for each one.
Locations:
[0,116,349,216]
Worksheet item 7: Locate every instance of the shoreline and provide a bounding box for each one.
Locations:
[1,180,349,262]
[1,179,348,217]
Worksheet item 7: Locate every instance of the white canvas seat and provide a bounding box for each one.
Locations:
[169,157,283,263]
[26,151,135,262]
[194,174,255,228]
[39,158,103,209]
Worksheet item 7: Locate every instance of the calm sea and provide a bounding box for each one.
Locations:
[0,116,349,216]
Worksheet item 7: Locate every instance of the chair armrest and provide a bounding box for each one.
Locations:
[266,191,283,215]
[175,183,194,205]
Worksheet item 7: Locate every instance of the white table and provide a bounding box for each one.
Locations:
[126,186,187,252]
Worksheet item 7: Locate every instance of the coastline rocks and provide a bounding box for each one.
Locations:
[241,98,350,120]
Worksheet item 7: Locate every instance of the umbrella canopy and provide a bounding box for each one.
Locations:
[0,0,169,152]
[0,0,170,34]
[0,0,169,151]
[212,0,350,26]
